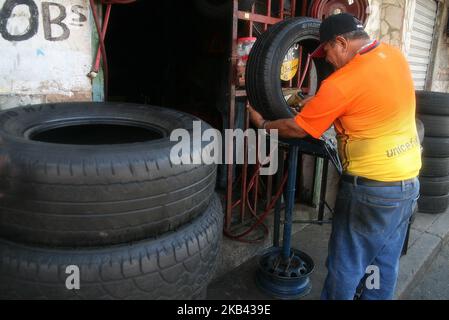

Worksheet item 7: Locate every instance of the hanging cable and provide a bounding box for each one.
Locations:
[224,145,289,243]
[224,170,288,243]
[88,0,137,99]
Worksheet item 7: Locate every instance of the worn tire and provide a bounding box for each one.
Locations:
[0,102,216,247]
[245,17,333,120]
[0,194,223,300]
[418,194,449,214]
[419,175,449,196]
[416,91,449,116]
[417,114,449,137]
[420,156,449,177]
[422,136,449,158]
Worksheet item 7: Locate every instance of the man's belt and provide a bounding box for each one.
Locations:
[341,174,416,187]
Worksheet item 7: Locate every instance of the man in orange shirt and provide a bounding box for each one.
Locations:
[249,13,421,299]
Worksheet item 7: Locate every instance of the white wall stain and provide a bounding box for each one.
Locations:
[0,0,93,109]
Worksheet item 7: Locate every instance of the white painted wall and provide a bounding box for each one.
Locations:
[0,0,93,109]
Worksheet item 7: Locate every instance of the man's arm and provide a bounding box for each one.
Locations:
[265,118,308,138]
[247,105,308,139]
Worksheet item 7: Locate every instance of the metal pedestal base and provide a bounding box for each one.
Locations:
[255,143,316,299]
[256,247,314,299]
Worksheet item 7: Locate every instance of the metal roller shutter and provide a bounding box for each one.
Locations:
[407,0,438,90]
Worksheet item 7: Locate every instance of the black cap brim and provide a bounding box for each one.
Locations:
[311,43,326,58]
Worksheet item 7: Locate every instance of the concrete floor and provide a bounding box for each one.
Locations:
[207,223,330,300]
[207,208,449,300]
[405,240,449,300]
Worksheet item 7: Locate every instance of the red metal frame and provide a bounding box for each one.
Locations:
[225,0,311,240]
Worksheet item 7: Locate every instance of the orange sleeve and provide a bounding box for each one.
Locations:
[294,81,347,138]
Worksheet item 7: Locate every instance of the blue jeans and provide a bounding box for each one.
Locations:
[321,177,420,300]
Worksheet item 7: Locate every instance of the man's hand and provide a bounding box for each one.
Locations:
[298,95,314,108]
[246,103,308,139]
[247,105,265,128]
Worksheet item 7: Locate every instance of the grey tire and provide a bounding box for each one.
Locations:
[418,114,449,137]
[420,156,449,177]
[422,136,449,158]
[0,102,216,247]
[418,194,449,214]
[416,91,449,116]
[0,194,223,300]
[419,175,449,196]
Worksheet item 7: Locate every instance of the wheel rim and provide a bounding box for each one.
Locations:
[278,36,332,115]
[309,0,370,25]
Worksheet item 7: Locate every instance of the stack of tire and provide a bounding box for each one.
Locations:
[416,91,449,214]
[0,102,222,299]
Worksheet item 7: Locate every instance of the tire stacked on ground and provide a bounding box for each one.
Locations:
[416,91,449,214]
[0,102,222,299]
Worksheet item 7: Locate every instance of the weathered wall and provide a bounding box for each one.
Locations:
[0,0,94,110]
[365,0,407,50]
[429,0,449,92]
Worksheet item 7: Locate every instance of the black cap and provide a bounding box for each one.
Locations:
[311,13,365,58]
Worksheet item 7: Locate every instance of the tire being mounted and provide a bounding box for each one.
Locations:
[0,194,223,300]
[245,17,333,120]
[0,102,217,247]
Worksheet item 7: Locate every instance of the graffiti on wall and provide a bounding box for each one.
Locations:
[0,0,88,41]
[0,0,93,107]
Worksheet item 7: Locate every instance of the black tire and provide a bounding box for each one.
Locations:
[417,114,449,137]
[0,194,223,300]
[246,19,292,118]
[420,156,449,177]
[246,18,293,119]
[419,175,449,196]
[416,118,425,144]
[246,17,333,120]
[416,91,449,116]
[422,136,449,158]
[0,102,217,247]
[418,194,449,214]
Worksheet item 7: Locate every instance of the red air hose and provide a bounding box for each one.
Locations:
[224,170,288,243]
[88,0,137,99]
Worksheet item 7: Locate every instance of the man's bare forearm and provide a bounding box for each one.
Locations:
[265,118,308,139]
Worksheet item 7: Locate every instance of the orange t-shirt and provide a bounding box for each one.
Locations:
[295,43,421,181]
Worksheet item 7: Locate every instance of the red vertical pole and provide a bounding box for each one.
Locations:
[291,0,297,17]
[249,2,254,36]
[296,45,303,88]
[225,0,239,230]
[301,0,308,16]
[280,0,284,18]
[266,175,273,211]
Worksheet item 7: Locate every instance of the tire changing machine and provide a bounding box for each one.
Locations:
[256,136,342,299]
